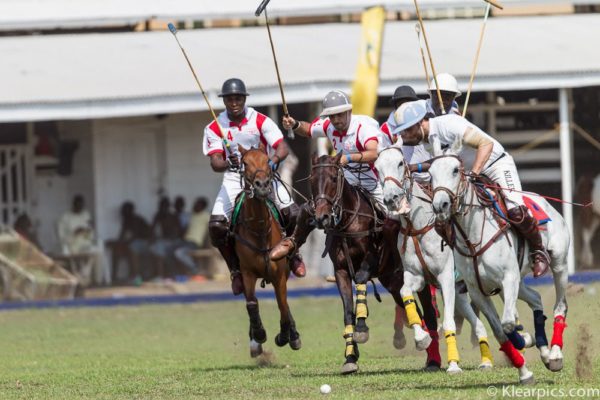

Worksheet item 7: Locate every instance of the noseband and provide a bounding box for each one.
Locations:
[379,146,412,196]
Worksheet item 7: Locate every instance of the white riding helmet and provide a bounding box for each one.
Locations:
[429,73,462,97]
[320,90,353,117]
[392,100,428,134]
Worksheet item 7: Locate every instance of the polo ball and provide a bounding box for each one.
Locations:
[320,384,331,394]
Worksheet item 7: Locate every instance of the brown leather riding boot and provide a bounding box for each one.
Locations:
[216,242,244,295]
[290,254,306,277]
[270,204,314,262]
[507,206,550,278]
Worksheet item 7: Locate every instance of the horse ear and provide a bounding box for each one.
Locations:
[334,152,344,164]
[238,144,248,155]
[258,141,267,154]
[312,152,319,165]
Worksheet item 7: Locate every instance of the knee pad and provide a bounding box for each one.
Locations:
[208,215,230,247]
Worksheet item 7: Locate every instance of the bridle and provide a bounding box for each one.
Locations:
[309,162,346,226]
[379,146,413,202]
[240,148,273,199]
[430,154,471,216]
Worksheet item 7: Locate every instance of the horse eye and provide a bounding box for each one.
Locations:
[453,167,459,175]
[398,161,404,168]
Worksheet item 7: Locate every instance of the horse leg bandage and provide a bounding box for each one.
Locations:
[506,329,526,350]
[343,324,355,357]
[355,284,368,319]
[402,295,422,327]
[533,310,549,348]
[445,331,460,363]
[426,330,441,366]
[479,337,493,365]
[500,340,525,368]
[551,316,567,348]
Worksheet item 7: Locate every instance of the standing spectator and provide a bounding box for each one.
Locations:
[57,195,109,286]
[174,197,210,281]
[149,197,182,280]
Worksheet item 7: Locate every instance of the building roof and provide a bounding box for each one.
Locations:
[2,0,599,30]
[1,13,600,122]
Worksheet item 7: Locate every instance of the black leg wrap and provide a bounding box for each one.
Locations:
[533,309,549,348]
[247,302,266,343]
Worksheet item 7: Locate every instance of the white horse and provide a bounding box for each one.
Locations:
[375,146,494,374]
[428,142,569,384]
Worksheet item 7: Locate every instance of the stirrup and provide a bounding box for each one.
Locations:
[529,249,550,264]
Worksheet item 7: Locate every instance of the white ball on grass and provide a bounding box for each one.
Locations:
[320,384,331,394]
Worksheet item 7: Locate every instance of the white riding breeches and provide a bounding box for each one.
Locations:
[482,154,523,208]
[344,171,384,206]
[211,173,294,219]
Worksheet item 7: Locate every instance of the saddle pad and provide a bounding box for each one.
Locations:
[522,195,551,225]
[231,192,283,227]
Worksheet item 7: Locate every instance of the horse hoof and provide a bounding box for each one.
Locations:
[290,337,302,351]
[479,361,493,370]
[447,362,462,374]
[354,331,369,344]
[520,373,535,386]
[393,332,407,350]
[415,333,432,351]
[341,362,359,375]
[548,358,563,372]
[250,340,263,358]
[423,363,441,372]
[274,333,289,347]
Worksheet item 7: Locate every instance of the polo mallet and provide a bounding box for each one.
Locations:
[462,0,504,117]
[413,0,445,114]
[415,24,431,91]
[167,23,232,155]
[255,0,295,139]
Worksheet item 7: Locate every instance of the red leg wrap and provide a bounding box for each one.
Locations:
[551,316,567,348]
[426,330,441,366]
[500,340,525,368]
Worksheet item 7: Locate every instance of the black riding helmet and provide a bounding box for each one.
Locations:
[218,78,250,97]
[389,85,418,105]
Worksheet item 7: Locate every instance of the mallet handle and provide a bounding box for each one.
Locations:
[168,23,231,151]
[255,0,272,17]
[463,3,491,117]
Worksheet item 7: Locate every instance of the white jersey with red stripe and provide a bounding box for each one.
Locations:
[309,114,383,202]
[202,107,292,218]
[382,117,432,182]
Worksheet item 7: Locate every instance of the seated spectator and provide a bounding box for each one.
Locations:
[57,195,109,286]
[174,197,210,281]
[149,197,182,280]
[13,213,41,249]
[174,196,191,234]
[115,202,153,286]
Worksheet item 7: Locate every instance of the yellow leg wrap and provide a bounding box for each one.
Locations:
[355,284,368,319]
[343,325,355,357]
[402,295,422,327]
[479,337,493,364]
[445,331,460,363]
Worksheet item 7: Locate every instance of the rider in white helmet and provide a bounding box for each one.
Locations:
[393,100,550,278]
[427,73,461,117]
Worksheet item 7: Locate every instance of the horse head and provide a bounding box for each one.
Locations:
[310,152,344,229]
[430,144,466,222]
[375,145,410,214]
[239,143,272,199]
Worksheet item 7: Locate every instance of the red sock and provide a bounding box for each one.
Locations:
[426,330,441,366]
[551,316,567,348]
[500,340,525,368]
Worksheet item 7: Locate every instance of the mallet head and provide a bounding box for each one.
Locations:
[255,0,272,17]
[168,23,177,35]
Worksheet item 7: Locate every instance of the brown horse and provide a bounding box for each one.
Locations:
[235,145,301,357]
[310,153,438,374]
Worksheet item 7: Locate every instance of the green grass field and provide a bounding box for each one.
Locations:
[0,283,599,400]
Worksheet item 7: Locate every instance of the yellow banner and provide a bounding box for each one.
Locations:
[351,6,386,117]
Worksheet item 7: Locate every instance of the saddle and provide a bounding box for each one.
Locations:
[354,185,387,222]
